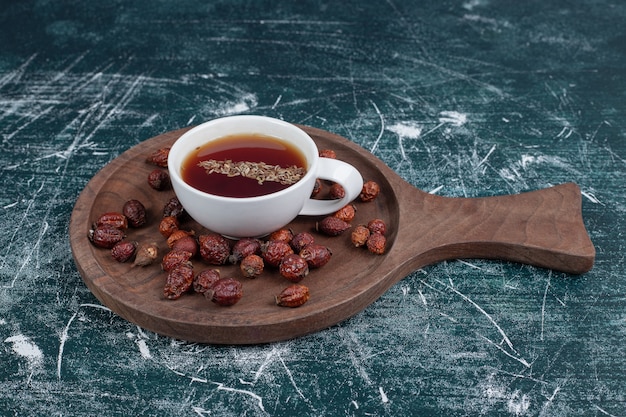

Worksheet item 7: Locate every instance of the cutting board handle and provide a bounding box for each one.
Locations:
[406,183,595,274]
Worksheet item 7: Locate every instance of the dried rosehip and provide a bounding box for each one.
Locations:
[122,199,147,228]
[240,254,264,278]
[319,149,337,159]
[132,242,159,267]
[171,235,198,257]
[164,262,194,300]
[333,204,356,223]
[329,183,345,199]
[94,212,128,230]
[279,254,309,282]
[206,277,243,306]
[166,229,194,248]
[351,225,370,247]
[290,232,315,252]
[228,238,261,264]
[146,147,170,167]
[311,178,322,197]
[111,241,137,263]
[269,228,293,243]
[193,269,221,294]
[159,216,180,238]
[367,218,387,235]
[316,216,351,236]
[89,225,125,249]
[198,233,231,265]
[148,169,171,191]
[161,250,193,272]
[366,232,386,255]
[163,197,184,218]
[276,284,310,308]
[261,240,294,268]
[360,180,380,202]
[299,244,332,268]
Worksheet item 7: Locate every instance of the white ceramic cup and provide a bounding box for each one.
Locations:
[168,115,364,238]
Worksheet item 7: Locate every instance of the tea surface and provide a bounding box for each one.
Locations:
[181,133,307,197]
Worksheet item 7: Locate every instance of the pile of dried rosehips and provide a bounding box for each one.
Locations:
[87,145,388,309]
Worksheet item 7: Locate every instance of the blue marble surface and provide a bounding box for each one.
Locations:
[1,1,624,415]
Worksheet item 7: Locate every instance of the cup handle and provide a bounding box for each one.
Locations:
[299,158,364,216]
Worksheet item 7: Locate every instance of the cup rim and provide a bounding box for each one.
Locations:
[168,115,319,202]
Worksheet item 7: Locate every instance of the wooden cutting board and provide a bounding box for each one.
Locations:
[69,125,595,344]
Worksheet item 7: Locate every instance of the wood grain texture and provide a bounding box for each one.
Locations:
[69,125,595,344]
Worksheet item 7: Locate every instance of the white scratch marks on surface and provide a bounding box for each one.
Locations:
[507,390,530,415]
[57,311,77,380]
[211,381,267,414]
[438,110,468,127]
[57,303,112,380]
[540,274,551,341]
[457,259,483,270]
[214,93,257,116]
[581,190,603,204]
[136,339,152,360]
[434,278,530,367]
[4,334,43,369]
[378,386,389,403]
[2,180,48,289]
[192,406,211,416]
[369,100,385,153]
[593,404,619,417]
[480,336,531,368]
[475,144,496,169]
[277,350,307,400]
[387,120,421,159]
[428,185,444,194]
[271,94,282,109]
[387,121,422,139]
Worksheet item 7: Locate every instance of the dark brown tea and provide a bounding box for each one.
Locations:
[181,133,307,198]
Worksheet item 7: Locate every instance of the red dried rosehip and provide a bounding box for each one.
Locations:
[299,244,332,268]
[206,277,243,306]
[290,232,315,252]
[279,254,309,282]
[229,238,261,264]
[164,261,194,300]
[268,228,294,243]
[89,225,125,249]
[333,204,356,223]
[147,169,171,191]
[123,199,147,228]
[351,225,370,247]
[145,147,170,167]
[311,178,322,197]
[319,149,337,159]
[261,240,294,268]
[94,212,128,230]
[162,197,184,218]
[240,254,264,278]
[329,183,345,199]
[166,229,194,249]
[367,218,387,235]
[360,180,380,202]
[161,250,193,272]
[171,235,198,257]
[193,269,221,294]
[198,233,231,265]
[159,216,179,238]
[275,284,310,307]
[111,240,137,263]
[316,216,351,236]
[366,232,386,255]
